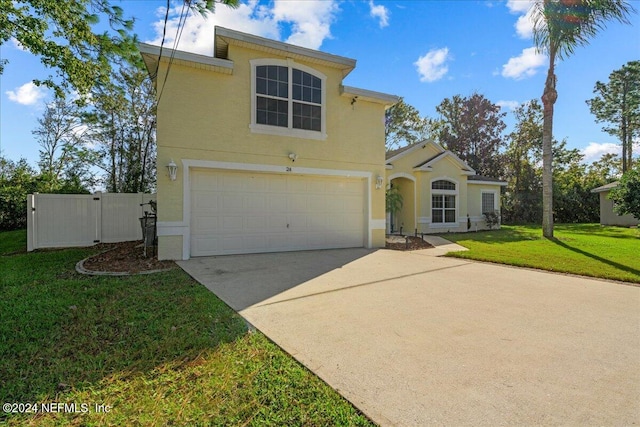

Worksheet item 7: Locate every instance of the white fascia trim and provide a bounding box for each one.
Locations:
[386,140,436,164]
[419,151,475,175]
[216,27,356,71]
[340,85,400,107]
[181,159,374,259]
[468,180,508,186]
[138,42,233,72]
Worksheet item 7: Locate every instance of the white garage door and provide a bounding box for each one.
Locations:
[190,169,365,256]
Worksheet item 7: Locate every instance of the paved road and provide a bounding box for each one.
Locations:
[179,248,640,426]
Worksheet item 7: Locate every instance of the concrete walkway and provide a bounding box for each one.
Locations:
[178,247,640,426]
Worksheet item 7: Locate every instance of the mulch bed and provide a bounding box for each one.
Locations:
[82,240,176,274]
[80,235,431,274]
[385,235,434,251]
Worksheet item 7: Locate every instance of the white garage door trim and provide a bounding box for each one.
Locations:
[161,159,375,260]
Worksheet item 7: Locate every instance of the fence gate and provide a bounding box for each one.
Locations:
[27,192,155,251]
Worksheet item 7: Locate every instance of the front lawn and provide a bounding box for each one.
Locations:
[0,230,372,426]
[441,224,640,283]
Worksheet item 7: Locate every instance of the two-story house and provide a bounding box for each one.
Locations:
[140,27,399,260]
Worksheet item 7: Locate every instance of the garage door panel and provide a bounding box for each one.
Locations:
[268,195,287,212]
[221,194,243,212]
[193,215,221,234]
[268,175,287,192]
[191,170,365,256]
[287,194,309,213]
[222,215,243,231]
[244,194,266,211]
[244,216,267,231]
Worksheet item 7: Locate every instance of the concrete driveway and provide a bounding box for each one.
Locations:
[178,247,640,426]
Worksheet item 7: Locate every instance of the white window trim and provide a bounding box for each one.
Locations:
[250,58,327,141]
[430,177,459,225]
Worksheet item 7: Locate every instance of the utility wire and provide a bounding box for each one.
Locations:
[150,0,171,81]
[157,0,189,105]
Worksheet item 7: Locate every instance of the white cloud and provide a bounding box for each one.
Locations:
[272,0,340,49]
[5,82,47,106]
[506,0,537,39]
[10,37,27,51]
[414,48,451,83]
[581,142,620,163]
[147,0,340,55]
[506,0,533,14]
[496,100,520,111]
[369,1,389,28]
[501,47,546,80]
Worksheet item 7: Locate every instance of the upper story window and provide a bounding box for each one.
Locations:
[432,180,456,191]
[251,59,327,140]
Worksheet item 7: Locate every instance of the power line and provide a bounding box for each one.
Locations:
[157,0,189,105]
[150,0,171,81]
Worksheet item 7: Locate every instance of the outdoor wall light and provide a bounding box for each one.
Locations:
[167,159,178,181]
[288,153,298,162]
[376,175,384,189]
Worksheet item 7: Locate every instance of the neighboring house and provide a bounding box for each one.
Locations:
[139,27,398,260]
[385,141,507,234]
[591,182,639,226]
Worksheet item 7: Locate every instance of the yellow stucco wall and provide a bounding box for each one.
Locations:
[386,143,504,234]
[155,43,389,259]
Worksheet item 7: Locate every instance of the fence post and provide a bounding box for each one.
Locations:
[27,194,35,251]
[94,191,102,244]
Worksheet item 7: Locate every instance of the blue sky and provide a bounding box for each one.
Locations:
[1,0,639,168]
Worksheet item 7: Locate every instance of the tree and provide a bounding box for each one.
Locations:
[0,0,239,96]
[0,157,39,230]
[503,100,543,223]
[86,65,157,193]
[435,93,507,177]
[587,60,640,173]
[609,165,640,219]
[385,98,433,150]
[532,0,634,238]
[0,0,135,96]
[385,185,403,233]
[33,94,96,192]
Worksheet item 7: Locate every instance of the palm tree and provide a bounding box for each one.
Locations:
[532,0,634,238]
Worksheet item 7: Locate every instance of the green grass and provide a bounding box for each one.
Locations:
[441,224,640,283]
[0,231,372,426]
[0,229,27,255]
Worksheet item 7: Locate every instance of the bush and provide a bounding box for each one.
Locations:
[484,210,500,229]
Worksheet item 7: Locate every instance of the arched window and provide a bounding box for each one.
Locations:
[251,59,326,139]
[431,179,457,224]
[432,180,456,191]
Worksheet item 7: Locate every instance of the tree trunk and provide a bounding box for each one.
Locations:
[541,51,557,238]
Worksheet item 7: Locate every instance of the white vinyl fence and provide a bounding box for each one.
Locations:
[27,192,155,251]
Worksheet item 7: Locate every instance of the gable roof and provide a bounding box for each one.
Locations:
[386,140,445,163]
[386,140,476,175]
[215,27,356,77]
[591,181,619,193]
